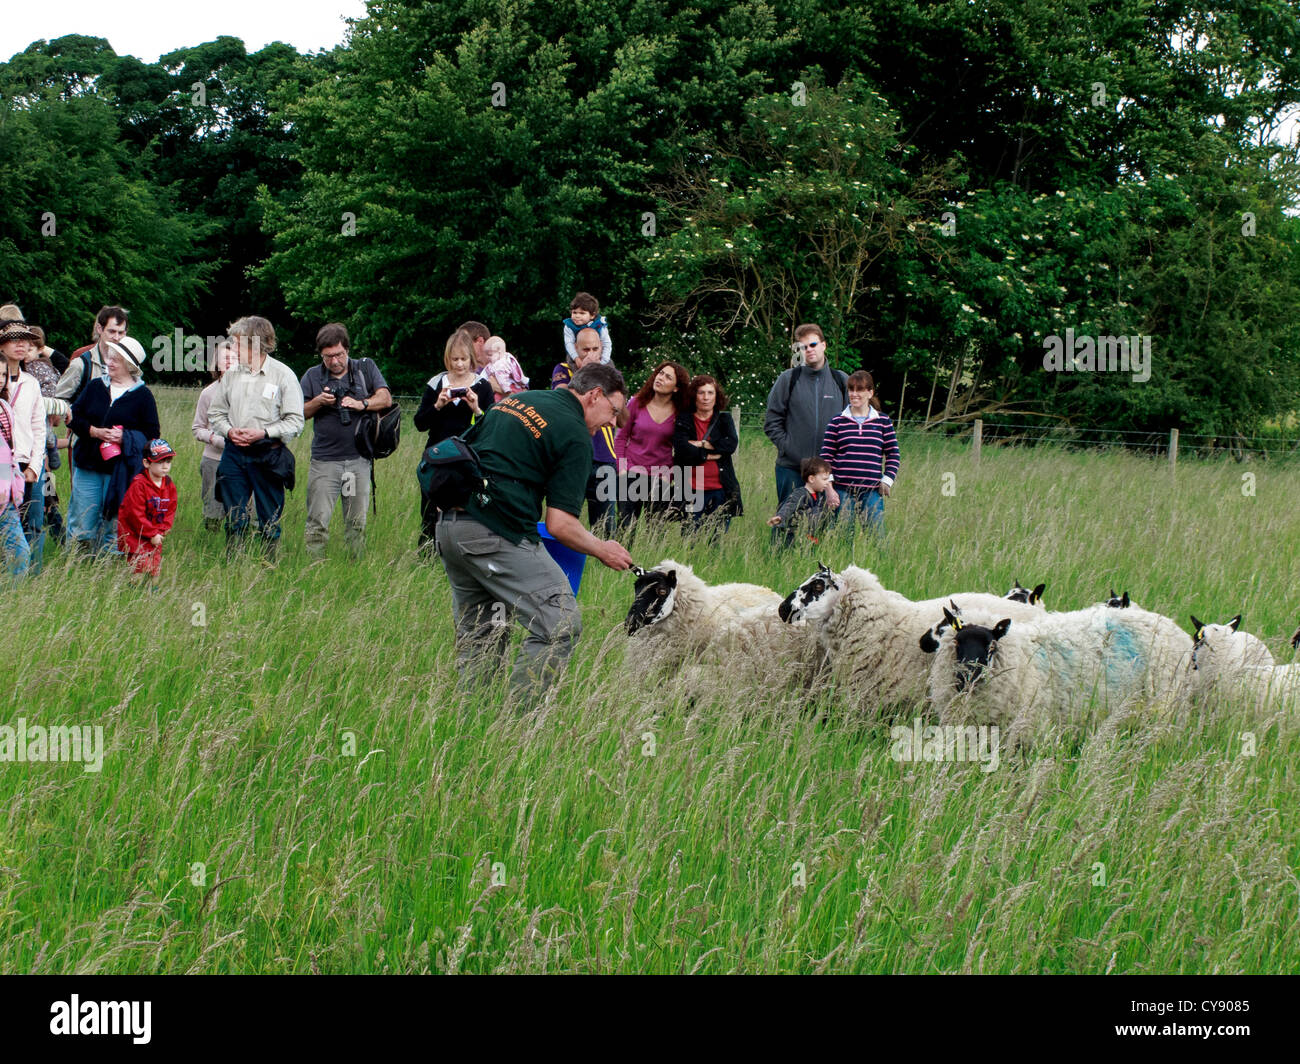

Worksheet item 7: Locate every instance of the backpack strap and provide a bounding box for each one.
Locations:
[791,365,848,408]
[68,350,95,406]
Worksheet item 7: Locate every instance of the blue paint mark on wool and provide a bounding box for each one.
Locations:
[1103,616,1143,681]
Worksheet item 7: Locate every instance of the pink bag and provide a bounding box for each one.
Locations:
[0,399,24,508]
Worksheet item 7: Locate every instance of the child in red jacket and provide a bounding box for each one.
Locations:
[118,438,178,578]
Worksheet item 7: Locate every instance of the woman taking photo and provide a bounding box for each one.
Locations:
[413,329,495,549]
[614,360,689,527]
[68,336,160,555]
[673,374,741,533]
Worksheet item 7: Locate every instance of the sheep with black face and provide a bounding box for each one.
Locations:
[926,603,1194,744]
[777,564,1045,709]
[625,560,811,688]
[1004,579,1046,607]
[1188,614,1300,709]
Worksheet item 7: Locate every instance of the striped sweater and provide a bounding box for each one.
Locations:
[819,406,900,489]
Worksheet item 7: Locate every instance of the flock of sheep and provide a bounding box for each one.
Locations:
[623,561,1300,745]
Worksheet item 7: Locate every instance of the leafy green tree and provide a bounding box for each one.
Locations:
[0,89,212,349]
[258,0,879,386]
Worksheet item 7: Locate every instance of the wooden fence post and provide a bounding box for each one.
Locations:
[1169,428,1179,471]
[973,419,983,465]
[732,405,740,431]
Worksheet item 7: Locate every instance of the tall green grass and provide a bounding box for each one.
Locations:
[1,386,1296,973]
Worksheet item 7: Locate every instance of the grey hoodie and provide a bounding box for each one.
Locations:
[763,363,848,470]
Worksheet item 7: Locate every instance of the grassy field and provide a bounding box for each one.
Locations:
[2,384,1297,974]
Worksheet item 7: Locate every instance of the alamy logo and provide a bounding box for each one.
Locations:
[889,718,1000,773]
[1042,328,1152,383]
[0,718,104,773]
[594,465,701,510]
[150,330,262,373]
[50,996,151,1044]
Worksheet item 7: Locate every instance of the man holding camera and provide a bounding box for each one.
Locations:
[300,322,392,558]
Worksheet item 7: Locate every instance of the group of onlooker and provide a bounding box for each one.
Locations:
[0,303,176,578]
[763,323,900,545]
[1,290,900,718]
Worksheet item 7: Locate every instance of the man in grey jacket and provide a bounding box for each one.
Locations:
[763,323,849,505]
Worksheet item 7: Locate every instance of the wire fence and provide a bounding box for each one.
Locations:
[397,396,1300,464]
[727,405,1300,464]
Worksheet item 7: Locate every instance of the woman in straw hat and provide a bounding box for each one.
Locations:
[0,320,48,571]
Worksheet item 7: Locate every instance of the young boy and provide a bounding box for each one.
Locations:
[819,369,900,535]
[767,457,836,546]
[118,438,178,578]
[563,291,613,364]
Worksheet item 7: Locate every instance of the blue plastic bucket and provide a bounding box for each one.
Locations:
[537,521,587,595]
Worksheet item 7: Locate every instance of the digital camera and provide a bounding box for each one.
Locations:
[323,381,351,424]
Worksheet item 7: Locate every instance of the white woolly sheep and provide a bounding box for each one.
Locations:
[1187,615,1300,708]
[777,565,1046,709]
[625,560,815,687]
[926,603,1194,744]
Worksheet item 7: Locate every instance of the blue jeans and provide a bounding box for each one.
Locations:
[775,464,802,508]
[218,444,286,544]
[838,486,885,536]
[68,466,119,553]
[586,462,616,536]
[690,488,731,534]
[0,502,31,577]
[20,478,45,574]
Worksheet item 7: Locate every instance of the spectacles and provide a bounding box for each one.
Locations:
[602,392,626,418]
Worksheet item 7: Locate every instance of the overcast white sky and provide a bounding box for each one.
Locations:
[7,0,368,62]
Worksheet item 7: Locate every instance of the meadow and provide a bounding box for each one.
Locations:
[2,385,1297,974]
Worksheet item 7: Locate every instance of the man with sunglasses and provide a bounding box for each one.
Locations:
[764,323,850,505]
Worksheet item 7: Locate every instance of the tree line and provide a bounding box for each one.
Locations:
[4,0,1300,436]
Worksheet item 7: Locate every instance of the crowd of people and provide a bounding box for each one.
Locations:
[0,294,900,707]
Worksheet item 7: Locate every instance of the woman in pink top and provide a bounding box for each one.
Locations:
[614,360,689,527]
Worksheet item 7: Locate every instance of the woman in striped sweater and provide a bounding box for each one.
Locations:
[818,370,900,536]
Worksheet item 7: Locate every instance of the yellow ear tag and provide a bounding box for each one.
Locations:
[952,617,963,630]
[1195,628,1204,642]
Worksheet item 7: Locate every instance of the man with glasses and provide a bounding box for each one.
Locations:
[436,362,633,710]
[299,322,392,557]
[763,323,850,506]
